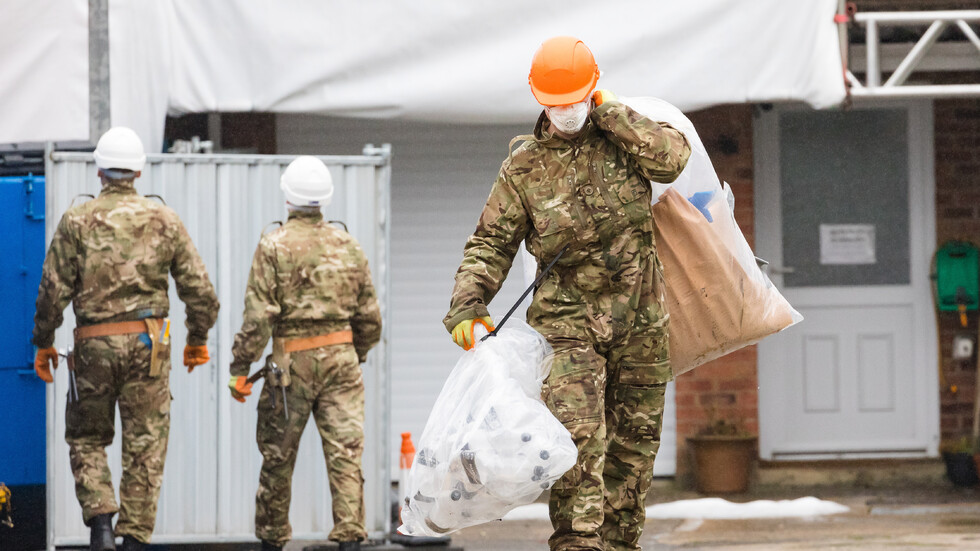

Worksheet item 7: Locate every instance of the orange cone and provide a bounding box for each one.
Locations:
[399,432,415,521]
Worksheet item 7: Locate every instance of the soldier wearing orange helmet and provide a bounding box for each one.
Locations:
[445,37,691,550]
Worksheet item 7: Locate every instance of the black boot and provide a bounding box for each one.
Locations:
[119,535,146,550]
[89,513,115,551]
[260,541,283,551]
[338,542,361,551]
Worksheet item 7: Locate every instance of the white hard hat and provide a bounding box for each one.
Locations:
[93,127,146,172]
[281,156,333,207]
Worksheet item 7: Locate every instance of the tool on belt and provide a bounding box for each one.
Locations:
[245,355,289,421]
[58,346,79,404]
[244,330,354,420]
[73,318,171,377]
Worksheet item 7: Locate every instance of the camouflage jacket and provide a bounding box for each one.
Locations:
[230,210,382,376]
[33,180,219,348]
[444,100,691,334]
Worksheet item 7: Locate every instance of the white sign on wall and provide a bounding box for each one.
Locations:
[820,224,876,265]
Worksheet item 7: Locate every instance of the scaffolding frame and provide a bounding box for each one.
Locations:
[846,10,980,99]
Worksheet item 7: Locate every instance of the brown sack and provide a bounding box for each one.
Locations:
[653,187,797,375]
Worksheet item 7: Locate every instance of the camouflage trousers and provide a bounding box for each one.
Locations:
[66,334,171,543]
[255,344,366,545]
[541,335,667,551]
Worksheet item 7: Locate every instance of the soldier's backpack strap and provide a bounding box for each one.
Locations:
[261,221,283,235]
[328,220,348,233]
[507,134,536,164]
[144,194,167,205]
[69,194,95,208]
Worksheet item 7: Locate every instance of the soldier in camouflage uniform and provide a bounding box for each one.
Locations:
[32,127,219,551]
[444,37,690,551]
[229,156,382,551]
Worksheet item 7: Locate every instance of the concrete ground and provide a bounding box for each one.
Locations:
[328,460,980,551]
[446,481,980,550]
[48,460,976,550]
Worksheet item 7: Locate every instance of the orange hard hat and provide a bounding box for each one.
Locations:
[528,36,600,106]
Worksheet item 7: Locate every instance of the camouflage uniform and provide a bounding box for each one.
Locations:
[445,101,690,551]
[231,209,382,545]
[32,179,219,543]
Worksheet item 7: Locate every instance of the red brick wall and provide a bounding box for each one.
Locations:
[934,98,980,443]
[674,105,759,480]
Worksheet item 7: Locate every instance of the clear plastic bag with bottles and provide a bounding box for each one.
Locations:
[398,321,577,537]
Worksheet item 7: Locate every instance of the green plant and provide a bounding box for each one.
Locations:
[939,436,979,454]
[696,407,753,438]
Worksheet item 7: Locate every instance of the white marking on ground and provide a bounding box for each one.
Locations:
[500,496,849,522]
[644,497,849,519]
[675,518,704,532]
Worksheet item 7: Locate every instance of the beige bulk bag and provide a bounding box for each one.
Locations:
[622,96,802,375]
[652,187,799,374]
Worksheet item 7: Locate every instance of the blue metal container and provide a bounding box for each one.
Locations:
[0,174,46,486]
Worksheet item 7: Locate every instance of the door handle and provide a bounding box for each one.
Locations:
[765,265,796,275]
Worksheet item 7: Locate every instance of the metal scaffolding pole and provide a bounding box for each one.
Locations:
[89,0,110,144]
[849,10,980,99]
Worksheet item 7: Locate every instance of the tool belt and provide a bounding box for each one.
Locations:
[281,330,353,353]
[269,330,353,388]
[73,318,170,377]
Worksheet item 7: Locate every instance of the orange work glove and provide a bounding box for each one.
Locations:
[228,376,253,403]
[34,347,59,383]
[592,89,617,107]
[183,345,210,373]
[450,316,495,351]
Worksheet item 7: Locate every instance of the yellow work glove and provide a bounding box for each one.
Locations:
[592,89,617,106]
[451,316,495,351]
[184,345,210,373]
[228,376,253,403]
[34,347,58,383]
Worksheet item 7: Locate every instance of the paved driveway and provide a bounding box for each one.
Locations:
[448,493,980,550]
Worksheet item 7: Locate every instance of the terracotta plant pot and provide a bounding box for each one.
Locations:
[688,435,758,494]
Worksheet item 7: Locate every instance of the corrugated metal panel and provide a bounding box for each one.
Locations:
[44,149,391,547]
[275,115,677,477]
[276,116,532,470]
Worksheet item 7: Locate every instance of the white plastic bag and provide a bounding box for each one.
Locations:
[398,321,577,537]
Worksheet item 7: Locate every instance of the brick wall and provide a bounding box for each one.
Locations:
[674,105,759,480]
[934,98,980,443]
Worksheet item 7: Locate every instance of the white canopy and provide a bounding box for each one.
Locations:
[2,1,845,151]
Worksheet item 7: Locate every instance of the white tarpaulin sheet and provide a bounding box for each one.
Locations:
[2,1,845,152]
[0,1,88,143]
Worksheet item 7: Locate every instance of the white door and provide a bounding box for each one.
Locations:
[755,102,939,460]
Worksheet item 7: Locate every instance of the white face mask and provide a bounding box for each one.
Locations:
[545,99,591,134]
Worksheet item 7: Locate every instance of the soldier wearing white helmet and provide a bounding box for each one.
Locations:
[230,156,381,551]
[280,155,335,207]
[93,126,147,175]
[32,126,218,550]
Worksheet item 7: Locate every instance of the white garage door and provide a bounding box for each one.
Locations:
[277,115,676,476]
